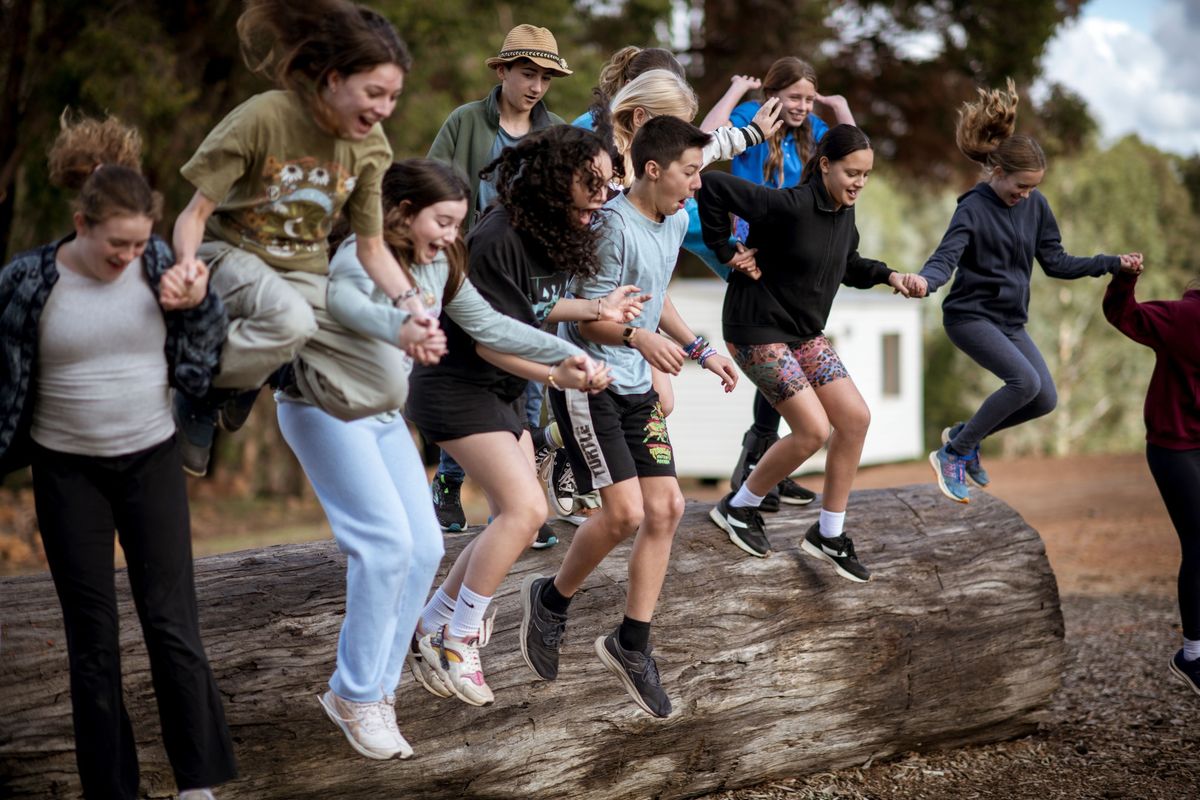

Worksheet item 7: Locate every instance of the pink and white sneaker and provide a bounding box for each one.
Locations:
[417,617,496,707]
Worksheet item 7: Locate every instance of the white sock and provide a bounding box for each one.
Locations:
[418,586,456,637]
[448,585,492,640]
[819,508,846,539]
[730,484,765,508]
[1184,637,1200,662]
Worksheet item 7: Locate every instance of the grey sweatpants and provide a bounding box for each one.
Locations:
[201,241,408,421]
[944,318,1058,454]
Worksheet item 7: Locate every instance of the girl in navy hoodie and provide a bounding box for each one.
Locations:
[916,80,1141,503]
[1103,265,1200,695]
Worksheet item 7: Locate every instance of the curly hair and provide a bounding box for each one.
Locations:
[956,78,1045,174]
[479,125,612,279]
[48,110,161,224]
[761,57,819,186]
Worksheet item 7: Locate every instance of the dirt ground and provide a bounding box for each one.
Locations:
[3,452,1194,797]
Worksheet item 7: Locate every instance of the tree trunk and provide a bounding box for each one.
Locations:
[0,485,1065,799]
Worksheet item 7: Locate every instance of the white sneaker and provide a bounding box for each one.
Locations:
[179,791,215,800]
[317,690,407,760]
[418,619,495,707]
[381,694,414,759]
[406,634,452,699]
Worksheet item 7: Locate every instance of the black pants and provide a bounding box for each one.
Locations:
[749,390,781,439]
[32,436,237,799]
[1146,443,1200,640]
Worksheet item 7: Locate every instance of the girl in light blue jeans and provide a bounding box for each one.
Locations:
[277,159,602,761]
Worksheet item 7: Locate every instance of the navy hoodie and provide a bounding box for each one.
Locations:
[697,170,894,344]
[920,182,1120,328]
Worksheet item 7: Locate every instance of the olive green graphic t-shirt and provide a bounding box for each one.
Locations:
[181,90,392,274]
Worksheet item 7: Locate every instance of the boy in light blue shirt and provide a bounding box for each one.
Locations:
[518,116,738,718]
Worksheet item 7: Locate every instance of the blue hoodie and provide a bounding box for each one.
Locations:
[920,182,1120,328]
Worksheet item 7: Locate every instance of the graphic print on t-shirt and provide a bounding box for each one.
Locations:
[530,273,566,324]
[237,155,357,259]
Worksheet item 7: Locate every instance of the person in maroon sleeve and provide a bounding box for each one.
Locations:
[1102,257,1200,695]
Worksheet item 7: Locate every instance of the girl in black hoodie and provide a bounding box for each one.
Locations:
[916,80,1141,504]
[698,124,921,582]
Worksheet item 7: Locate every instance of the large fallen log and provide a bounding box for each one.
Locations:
[0,485,1064,799]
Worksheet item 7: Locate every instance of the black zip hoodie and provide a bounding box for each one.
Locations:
[697,170,894,344]
[919,182,1120,329]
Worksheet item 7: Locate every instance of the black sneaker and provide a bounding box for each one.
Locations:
[594,629,671,718]
[519,575,568,680]
[172,391,217,477]
[217,387,261,433]
[431,474,466,532]
[1169,649,1200,696]
[778,477,816,505]
[708,492,770,558]
[545,449,577,520]
[731,430,783,512]
[531,523,558,549]
[800,522,871,582]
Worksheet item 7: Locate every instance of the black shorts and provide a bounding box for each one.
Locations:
[406,373,525,444]
[548,387,676,493]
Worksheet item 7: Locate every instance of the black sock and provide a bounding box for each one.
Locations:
[618,616,651,653]
[540,576,572,615]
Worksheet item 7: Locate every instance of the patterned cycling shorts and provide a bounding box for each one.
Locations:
[727,336,850,406]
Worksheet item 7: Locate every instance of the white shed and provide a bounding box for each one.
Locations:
[664,278,924,479]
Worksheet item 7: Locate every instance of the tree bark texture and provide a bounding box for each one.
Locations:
[0,485,1065,799]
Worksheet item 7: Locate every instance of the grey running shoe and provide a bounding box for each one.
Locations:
[800,522,871,582]
[519,574,568,680]
[709,492,770,557]
[594,629,672,718]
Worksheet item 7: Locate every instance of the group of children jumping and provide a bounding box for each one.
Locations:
[0,1,1193,797]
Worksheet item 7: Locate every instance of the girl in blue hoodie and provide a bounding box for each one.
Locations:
[917,80,1142,503]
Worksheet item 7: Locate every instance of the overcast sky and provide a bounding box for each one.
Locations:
[1036,0,1200,155]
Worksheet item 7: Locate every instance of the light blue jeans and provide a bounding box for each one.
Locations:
[277,400,444,702]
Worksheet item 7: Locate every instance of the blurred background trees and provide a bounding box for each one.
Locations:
[1,0,1197,499]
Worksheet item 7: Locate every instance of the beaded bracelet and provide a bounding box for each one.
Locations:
[683,336,707,359]
[697,346,719,368]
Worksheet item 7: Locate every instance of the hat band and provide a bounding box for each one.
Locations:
[496,48,567,69]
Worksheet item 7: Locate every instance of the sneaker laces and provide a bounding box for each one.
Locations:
[553,453,577,496]
[638,649,664,689]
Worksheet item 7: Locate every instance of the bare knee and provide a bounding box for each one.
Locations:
[601,496,644,541]
[837,403,871,441]
[789,425,830,457]
[642,489,684,530]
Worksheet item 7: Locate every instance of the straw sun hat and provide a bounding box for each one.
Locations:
[485,24,572,77]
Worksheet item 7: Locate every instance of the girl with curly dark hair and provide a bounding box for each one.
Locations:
[405,125,648,706]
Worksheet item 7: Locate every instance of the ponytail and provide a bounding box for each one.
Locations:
[955,78,1046,174]
[48,111,161,224]
[800,124,872,186]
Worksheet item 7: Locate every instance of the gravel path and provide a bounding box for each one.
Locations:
[711,592,1199,799]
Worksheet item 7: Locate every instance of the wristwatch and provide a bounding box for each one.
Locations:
[622,326,639,348]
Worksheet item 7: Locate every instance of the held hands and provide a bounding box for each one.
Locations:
[399,314,447,365]
[1118,252,1144,275]
[750,96,784,138]
[888,271,928,299]
[159,259,209,310]
[727,242,761,280]
[552,355,614,394]
[703,353,738,393]
[599,285,652,323]
[633,330,686,375]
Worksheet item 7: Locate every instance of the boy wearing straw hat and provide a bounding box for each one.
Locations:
[428,24,572,230]
[427,24,573,536]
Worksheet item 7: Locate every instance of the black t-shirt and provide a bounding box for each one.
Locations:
[409,205,569,406]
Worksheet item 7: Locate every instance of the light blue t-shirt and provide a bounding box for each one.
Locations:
[559,192,688,395]
[571,110,595,130]
[476,127,523,212]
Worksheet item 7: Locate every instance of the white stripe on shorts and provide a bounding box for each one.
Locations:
[564,388,613,489]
